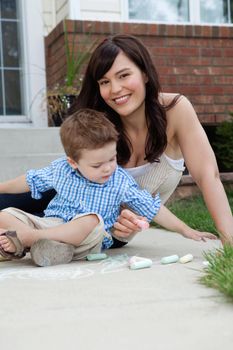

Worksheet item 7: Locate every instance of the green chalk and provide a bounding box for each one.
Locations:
[86,253,108,261]
[161,254,179,264]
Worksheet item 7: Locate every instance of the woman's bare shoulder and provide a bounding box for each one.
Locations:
[158,92,189,106]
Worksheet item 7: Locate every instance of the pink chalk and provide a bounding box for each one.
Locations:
[135,219,149,230]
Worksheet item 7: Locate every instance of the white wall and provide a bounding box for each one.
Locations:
[79,0,122,21]
[42,0,69,34]
[42,0,124,34]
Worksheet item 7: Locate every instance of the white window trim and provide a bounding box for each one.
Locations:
[0,0,48,127]
[189,0,200,23]
[68,0,81,20]
[121,0,129,22]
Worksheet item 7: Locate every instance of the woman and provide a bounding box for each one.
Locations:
[69,34,233,246]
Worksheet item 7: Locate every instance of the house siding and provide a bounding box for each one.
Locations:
[42,0,122,34]
[56,0,69,24]
[79,0,122,21]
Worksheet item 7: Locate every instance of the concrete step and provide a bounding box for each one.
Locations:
[0,127,64,181]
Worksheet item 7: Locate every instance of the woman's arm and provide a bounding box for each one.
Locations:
[0,175,30,193]
[153,205,216,241]
[171,96,233,245]
[0,173,56,215]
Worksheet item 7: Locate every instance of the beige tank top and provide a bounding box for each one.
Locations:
[126,154,185,204]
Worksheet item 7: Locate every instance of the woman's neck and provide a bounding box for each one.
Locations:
[121,112,147,134]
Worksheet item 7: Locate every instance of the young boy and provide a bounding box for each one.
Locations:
[0,109,216,267]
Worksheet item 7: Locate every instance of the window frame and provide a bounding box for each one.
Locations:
[0,0,47,127]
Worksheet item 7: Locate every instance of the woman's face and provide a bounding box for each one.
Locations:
[97,51,147,118]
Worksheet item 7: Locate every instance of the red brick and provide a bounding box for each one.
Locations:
[213,57,233,65]
[215,114,231,122]
[202,26,212,37]
[203,105,226,113]
[177,86,202,94]
[166,25,177,36]
[122,22,130,34]
[112,22,121,34]
[219,26,231,37]
[203,86,224,94]
[148,24,159,35]
[179,75,213,85]
[214,76,233,84]
[198,115,217,123]
[191,95,214,104]
[214,96,233,103]
[176,25,185,36]
[201,48,222,57]
[223,48,233,56]
[166,37,187,47]
[188,38,209,47]
[194,25,202,37]
[160,76,178,85]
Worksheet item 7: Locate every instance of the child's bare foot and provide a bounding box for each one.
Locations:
[0,229,35,255]
[0,234,15,253]
[0,229,16,253]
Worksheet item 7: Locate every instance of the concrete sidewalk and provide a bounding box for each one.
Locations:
[0,228,232,350]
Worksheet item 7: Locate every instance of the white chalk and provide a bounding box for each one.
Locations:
[129,256,152,270]
[135,219,149,230]
[161,254,179,264]
[179,254,193,264]
[202,260,210,267]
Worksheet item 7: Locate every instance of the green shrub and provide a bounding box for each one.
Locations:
[214,113,233,170]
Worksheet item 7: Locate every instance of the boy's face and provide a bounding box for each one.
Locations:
[68,141,117,184]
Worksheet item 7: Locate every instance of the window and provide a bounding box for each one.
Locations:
[200,0,231,24]
[0,0,24,117]
[129,0,189,23]
[127,0,233,24]
[0,0,47,126]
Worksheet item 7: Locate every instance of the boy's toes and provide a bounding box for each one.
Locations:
[0,235,16,253]
[1,241,15,252]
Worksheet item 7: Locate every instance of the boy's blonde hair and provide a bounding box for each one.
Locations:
[60,108,119,161]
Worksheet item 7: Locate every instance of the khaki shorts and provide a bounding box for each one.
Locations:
[2,207,108,260]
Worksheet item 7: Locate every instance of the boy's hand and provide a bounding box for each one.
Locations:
[113,209,148,238]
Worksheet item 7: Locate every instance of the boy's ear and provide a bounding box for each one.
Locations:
[67,157,78,170]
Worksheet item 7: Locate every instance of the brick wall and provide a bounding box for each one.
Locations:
[45,20,233,125]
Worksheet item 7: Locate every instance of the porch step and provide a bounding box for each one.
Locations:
[0,128,64,181]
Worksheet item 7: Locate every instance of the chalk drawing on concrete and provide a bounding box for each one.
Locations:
[0,254,130,281]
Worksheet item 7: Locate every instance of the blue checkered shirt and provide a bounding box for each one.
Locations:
[26,157,161,249]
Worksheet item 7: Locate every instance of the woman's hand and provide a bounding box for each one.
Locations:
[113,209,148,238]
[180,227,218,242]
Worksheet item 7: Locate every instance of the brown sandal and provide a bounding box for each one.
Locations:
[0,231,26,259]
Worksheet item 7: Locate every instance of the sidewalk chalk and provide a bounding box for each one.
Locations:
[202,260,210,267]
[86,253,108,261]
[135,219,150,230]
[179,254,193,264]
[161,254,179,264]
[129,256,152,270]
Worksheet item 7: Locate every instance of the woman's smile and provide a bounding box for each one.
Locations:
[113,94,131,105]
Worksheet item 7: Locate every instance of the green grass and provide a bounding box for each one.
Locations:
[200,245,233,300]
[166,189,233,300]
